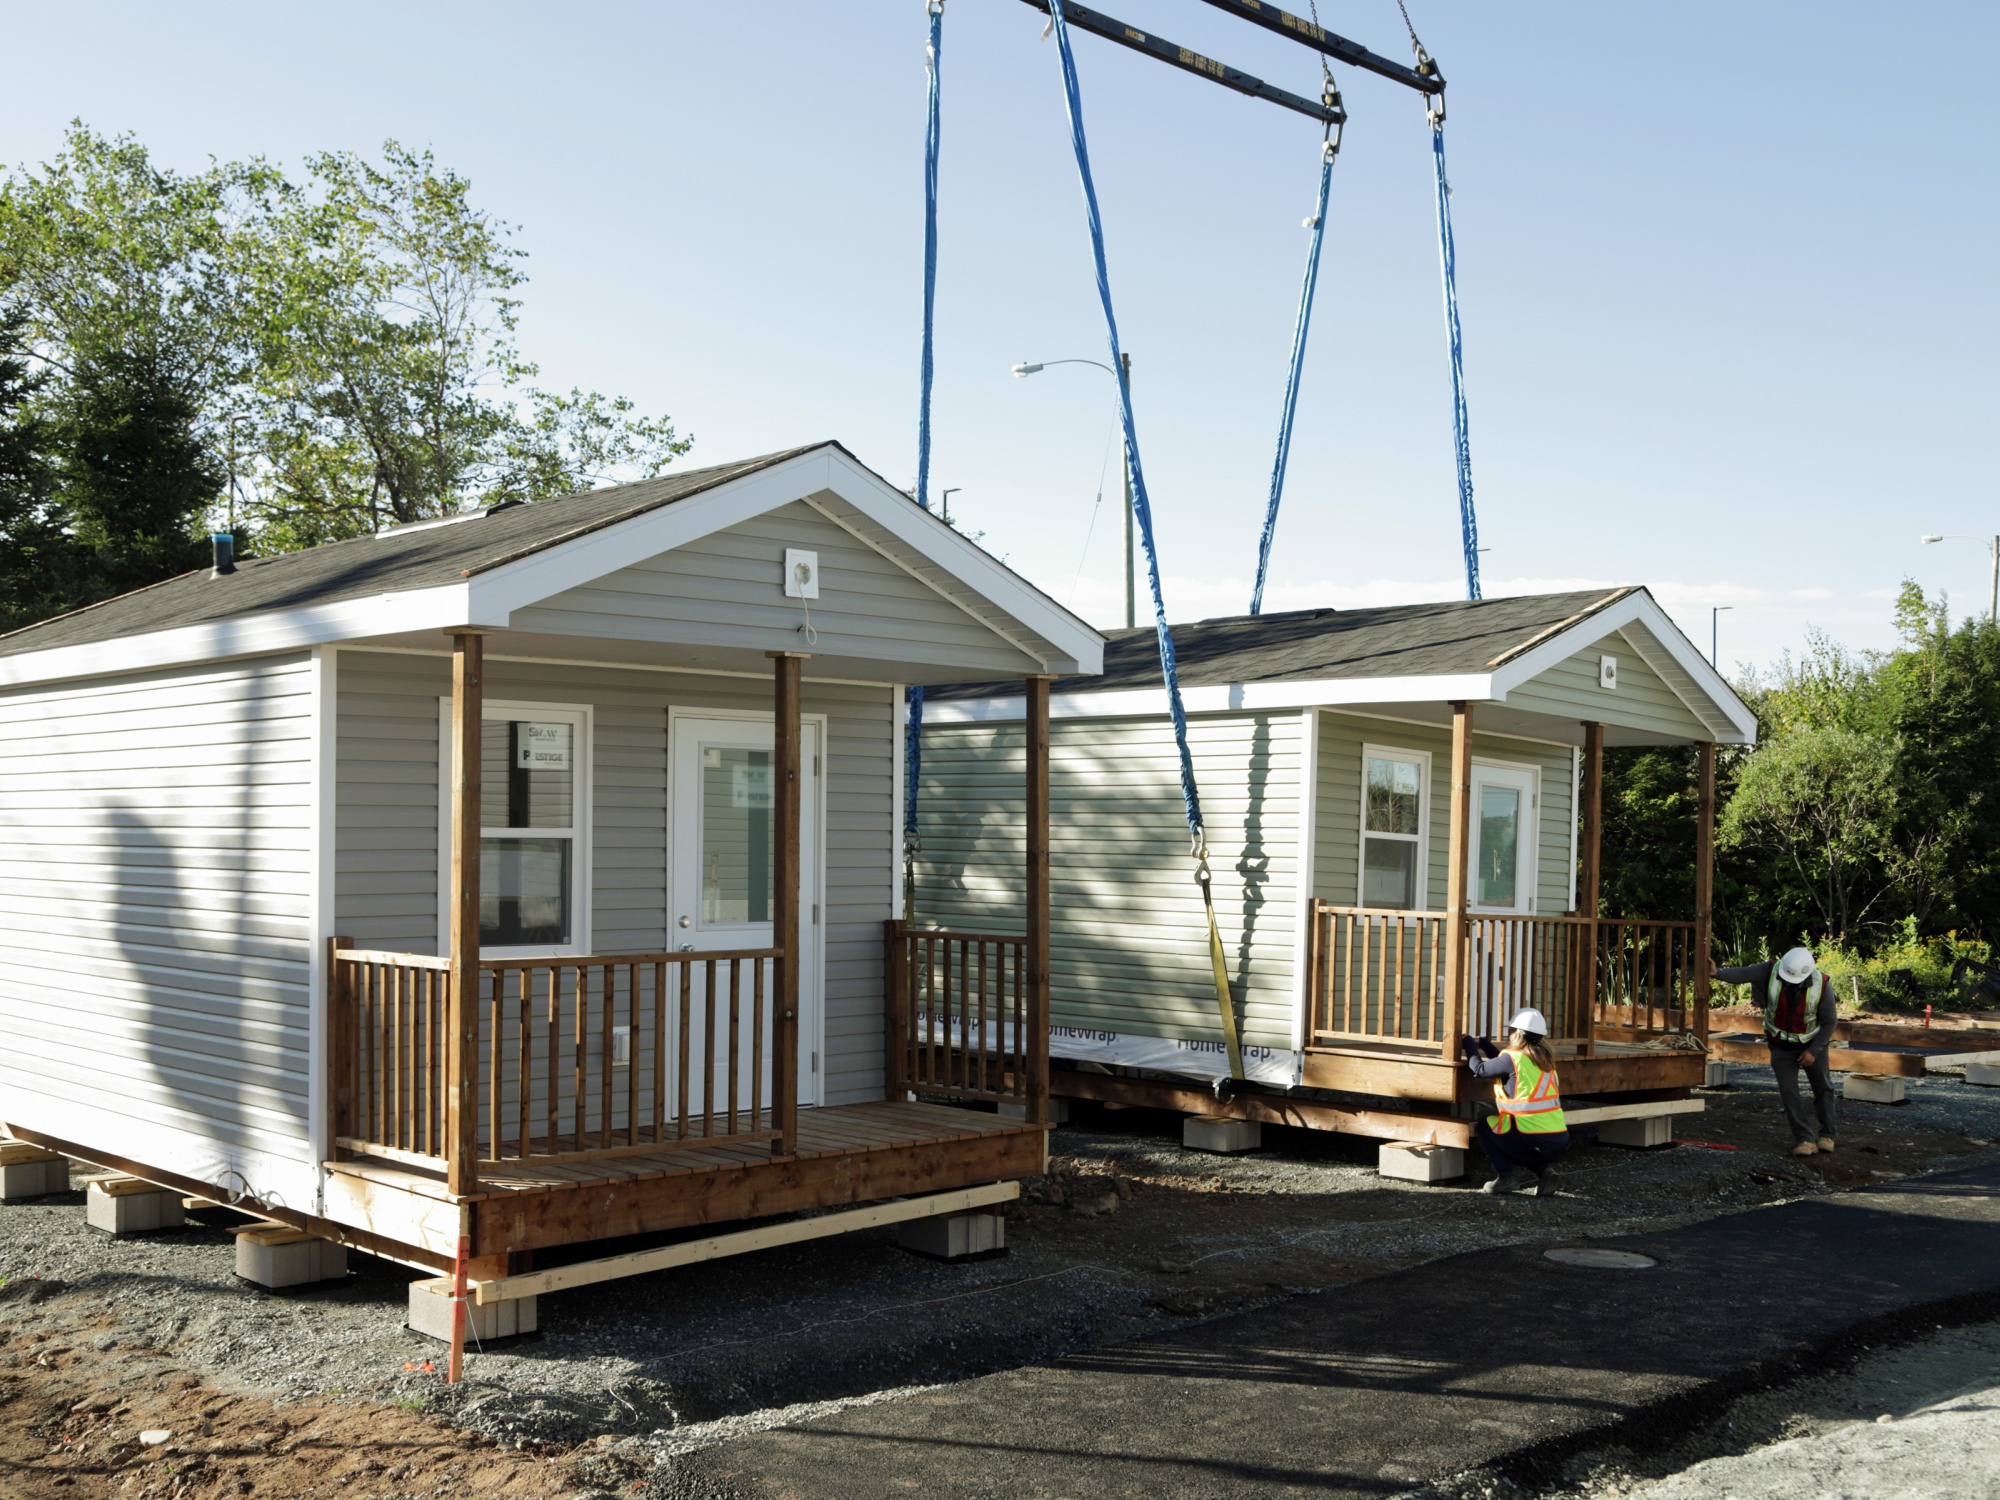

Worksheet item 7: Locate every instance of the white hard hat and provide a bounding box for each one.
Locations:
[1509,1008,1550,1037]
[1777,947,1816,984]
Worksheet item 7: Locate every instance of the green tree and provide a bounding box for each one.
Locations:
[0,304,78,634]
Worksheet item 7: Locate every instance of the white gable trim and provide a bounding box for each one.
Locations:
[1486,590,1755,743]
[924,673,1498,723]
[0,445,1105,691]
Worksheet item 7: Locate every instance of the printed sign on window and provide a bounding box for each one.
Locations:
[732,763,772,809]
[515,722,572,771]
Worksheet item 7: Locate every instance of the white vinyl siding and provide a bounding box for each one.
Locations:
[1505,629,1712,741]
[336,652,897,1105]
[914,712,1305,1053]
[508,501,1044,679]
[0,654,318,1204]
[1315,712,1575,916]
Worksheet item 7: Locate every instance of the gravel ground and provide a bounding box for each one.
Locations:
[1540,1318,2000,1500]
[2,1062,1997,1497]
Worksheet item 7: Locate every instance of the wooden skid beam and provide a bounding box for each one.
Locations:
[1052,1068,1472,1148]
[473,1181,1019,1304]
[1708,1039,1926,1077]
[4,1122,452,1273]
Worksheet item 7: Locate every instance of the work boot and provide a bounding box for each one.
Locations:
[1533,1167,1557,1198]
[1481,1173,1518,1195]
[1818,1136,1836,1153]
[1792,1140,1819,1157]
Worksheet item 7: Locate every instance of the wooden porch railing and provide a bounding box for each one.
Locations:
[330,943,784,1174]
[884,921,1043,1115]
[1592,919,1706,1037]
[1307,903,1703,1051]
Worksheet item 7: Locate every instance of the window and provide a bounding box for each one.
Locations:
[699,744,772,925]
[440,701,589,954]
[1360,748,1428,909]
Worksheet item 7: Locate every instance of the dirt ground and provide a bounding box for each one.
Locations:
[2,1063,1997,1499]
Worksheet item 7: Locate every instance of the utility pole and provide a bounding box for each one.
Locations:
[1120,351,1134,630]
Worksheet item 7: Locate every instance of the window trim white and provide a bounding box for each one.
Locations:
[1357,743,1432,912]
[436,697,595,959]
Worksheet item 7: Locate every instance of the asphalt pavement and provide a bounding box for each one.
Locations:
[675,1162,2000,1499]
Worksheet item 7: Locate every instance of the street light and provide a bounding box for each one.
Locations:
[1920,533,2000,624]
[1013,354,1136,629]
[1710,605,1732,668]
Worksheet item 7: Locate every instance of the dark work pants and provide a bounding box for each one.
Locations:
[1769,1043,1838,1142]
[1473,1119,1569,1179]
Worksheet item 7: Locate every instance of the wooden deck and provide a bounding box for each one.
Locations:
[1299,1037,1706,1103]
[322,1099,1047,1265]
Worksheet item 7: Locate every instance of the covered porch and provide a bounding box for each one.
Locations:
[1301,706,1715,1104]
[321,639,1061,1281]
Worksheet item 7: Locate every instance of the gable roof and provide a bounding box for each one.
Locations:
[0,442,1105,689]
[924,586,1757,746]
[0,446,819,660]
[926,588,1635,699]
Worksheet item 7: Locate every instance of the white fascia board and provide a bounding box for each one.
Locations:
[0,582,477,690]
[1487,590,1758,744]
[468,445,1105,677]
[468,450,837,619]
[819,450,1104,676]
[922,673,1495,724]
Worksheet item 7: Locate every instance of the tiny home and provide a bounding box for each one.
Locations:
[912,588,1757,1139]
[0,442,1101,1302]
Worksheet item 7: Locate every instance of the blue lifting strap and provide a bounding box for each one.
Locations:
[1249,125,1340,617]
[904,0,945,913]
[1430,117,1480,601]
[1047,0,1242,1079]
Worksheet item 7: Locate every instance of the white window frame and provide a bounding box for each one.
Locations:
[436,697,595,958]
[1357,743,1432,911]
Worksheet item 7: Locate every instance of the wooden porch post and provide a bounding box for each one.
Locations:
[1579,722,1604,918]
[447,632,483,1197]
[1024,675,1055,1125]
[1576,721,1605,1055]
[769,651,807,1156]
[1440,702,1474,1059]
[1695,740,1717,1040]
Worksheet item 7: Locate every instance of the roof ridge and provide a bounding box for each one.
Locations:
[1481,587,1637,669]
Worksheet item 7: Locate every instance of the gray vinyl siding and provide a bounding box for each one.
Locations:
[915,713,1305,1052]
[1314,713,1575,915]
[335,651,896,1105]
[0,654,318,1191]
[509,501,1043,679]
[1505,630,1711,741]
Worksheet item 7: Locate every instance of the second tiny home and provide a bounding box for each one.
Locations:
[911,588,1756,1136]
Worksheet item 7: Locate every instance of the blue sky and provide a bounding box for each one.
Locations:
[4,2,1994,672]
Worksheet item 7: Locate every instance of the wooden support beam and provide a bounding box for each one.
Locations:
[1024,676,1055,1125]
[883,919,908,1101]
[1052,1067,1472,1148]
[1579,722,1604,918]
[328,936,356,1163]
[447,632,483,1197]
[472,1181,1020,1304]
[769,651,807,1156]
[1440,702,1475,1059]
[1695,740,1716,1042]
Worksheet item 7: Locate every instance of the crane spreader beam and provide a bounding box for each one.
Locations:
[1018,0,1345,127]
[1192,0,1443,95]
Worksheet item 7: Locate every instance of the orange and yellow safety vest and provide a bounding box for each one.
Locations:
[1488,1052,1566,1135]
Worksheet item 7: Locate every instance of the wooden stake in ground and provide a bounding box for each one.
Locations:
[448,1233,469,1384]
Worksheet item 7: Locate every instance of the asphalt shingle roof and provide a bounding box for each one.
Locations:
[924,588,1638,699]
[0,445,826,659]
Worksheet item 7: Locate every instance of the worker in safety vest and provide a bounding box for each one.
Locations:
[1715,946,1838,1157]
[1458,1008,1568,1197]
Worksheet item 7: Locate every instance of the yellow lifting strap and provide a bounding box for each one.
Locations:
[1194,855,1244,1081]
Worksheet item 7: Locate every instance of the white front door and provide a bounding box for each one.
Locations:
[670,715,821,1107]
[1468,762,1537,914]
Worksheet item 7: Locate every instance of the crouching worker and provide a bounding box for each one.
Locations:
[1460,1008,1569,1197]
